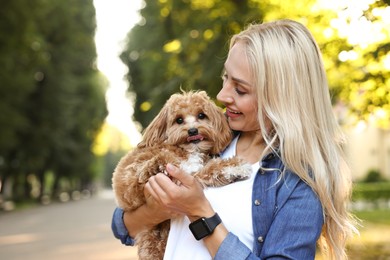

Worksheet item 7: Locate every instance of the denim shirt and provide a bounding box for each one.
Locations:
[111,151,324,259]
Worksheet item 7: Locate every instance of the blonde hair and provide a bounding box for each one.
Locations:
[230,19,358,259]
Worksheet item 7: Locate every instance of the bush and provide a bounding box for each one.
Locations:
[362,169,387,183]
[352,182,390,201]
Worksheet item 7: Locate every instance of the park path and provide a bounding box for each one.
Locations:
[0,190,138,260]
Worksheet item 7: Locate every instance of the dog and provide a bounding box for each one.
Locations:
[112,90,252,260]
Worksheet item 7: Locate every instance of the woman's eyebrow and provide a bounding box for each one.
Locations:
[223,65,252,87]
[231,76,252,87]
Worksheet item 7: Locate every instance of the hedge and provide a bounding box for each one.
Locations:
[352,182,390,201]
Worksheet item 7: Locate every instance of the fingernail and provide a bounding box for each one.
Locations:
[166,163,175,172]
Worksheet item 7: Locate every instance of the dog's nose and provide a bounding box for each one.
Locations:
[188,128,198,136]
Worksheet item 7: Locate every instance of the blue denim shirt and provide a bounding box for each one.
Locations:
[111,151,324,259]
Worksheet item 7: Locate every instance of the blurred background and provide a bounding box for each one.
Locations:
[0,0,389,259]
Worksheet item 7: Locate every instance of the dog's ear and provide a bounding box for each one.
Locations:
[138,104,169,148]
[208,101,233,154]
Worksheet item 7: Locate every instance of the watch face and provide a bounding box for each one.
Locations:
[189,218,211,240]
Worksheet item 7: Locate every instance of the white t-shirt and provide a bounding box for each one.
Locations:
[164,136,259,260]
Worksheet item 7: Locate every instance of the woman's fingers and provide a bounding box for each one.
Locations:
[145,165,211,218]
[145,174,167,203]
[166,163,193,187]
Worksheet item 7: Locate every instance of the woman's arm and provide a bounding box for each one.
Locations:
[259,178,324,259]
[112,207,134,245]
[215,173,324,259]
[111,186,179,245]
[146,163,230,257]
[148,164,323,259]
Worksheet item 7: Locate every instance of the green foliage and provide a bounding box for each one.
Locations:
[0,0,42,155]
[362,169,387,183]
[352,182,390,201]
[121,0,267,127]
[320,0,390,129]
[121,0,390,132]
[0,0,107,202]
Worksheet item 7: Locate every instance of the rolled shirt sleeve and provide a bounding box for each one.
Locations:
[111,207,135,246]
[215,232,258,260]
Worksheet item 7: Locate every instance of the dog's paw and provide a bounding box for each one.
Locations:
[222,163,252,181]
[158,165,170,176]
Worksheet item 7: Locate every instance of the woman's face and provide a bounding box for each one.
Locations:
[217,41,260,132]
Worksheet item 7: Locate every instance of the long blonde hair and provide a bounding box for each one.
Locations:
[231,19,358,259]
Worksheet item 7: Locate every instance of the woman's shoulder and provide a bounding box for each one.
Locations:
[259,153,321,208]
[276,168,322,213]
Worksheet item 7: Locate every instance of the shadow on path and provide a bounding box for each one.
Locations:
[0,190,137,260]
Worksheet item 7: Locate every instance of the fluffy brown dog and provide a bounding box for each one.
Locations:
[112,90,251,260]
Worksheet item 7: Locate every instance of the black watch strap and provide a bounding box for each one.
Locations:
[189,213,222,240]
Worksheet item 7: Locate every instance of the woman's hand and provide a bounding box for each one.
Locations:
[143,183,181,222]
[145,163,215,221]
[122,175,181,238]
[146,164,229,257]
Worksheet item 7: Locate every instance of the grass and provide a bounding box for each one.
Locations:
[354,209,390,225]
[347,209,390,259]
[316,209,390,259]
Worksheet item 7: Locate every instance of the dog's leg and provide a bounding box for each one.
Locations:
[194,157,252,187]
[136,220,170,260]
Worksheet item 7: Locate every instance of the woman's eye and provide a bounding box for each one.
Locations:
[235,87,246,95]
[198,113,206,119]
[176,117,184,124]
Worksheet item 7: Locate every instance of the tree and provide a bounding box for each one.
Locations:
[252,0,390,128]
[320,0,390,129]
[121,0,266,127]
[0,0,107,202]
[121,0,390,131]
[0,0,49,200]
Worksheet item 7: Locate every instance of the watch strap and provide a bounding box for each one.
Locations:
[205,213,221,230]
[189,213,222,240]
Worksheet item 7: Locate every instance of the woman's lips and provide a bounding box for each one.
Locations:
[226,108,242,118]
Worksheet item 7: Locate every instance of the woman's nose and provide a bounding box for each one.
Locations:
[217,85,232,104]
[216,88,223,102]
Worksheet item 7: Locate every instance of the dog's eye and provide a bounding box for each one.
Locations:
[176,117,184,124]
[198,113,206,120]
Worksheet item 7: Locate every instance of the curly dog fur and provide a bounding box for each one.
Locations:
[112,90,251,260]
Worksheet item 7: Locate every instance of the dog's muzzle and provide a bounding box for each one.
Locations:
[187,128,204,143]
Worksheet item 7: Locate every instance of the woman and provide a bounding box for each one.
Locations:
[112,19,358,259]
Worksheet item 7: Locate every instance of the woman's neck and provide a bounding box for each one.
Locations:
[236,131,266,164]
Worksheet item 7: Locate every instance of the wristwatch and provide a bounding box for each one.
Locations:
[189,213,222,240]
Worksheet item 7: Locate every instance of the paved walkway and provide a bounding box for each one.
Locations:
[0,190,138,260]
